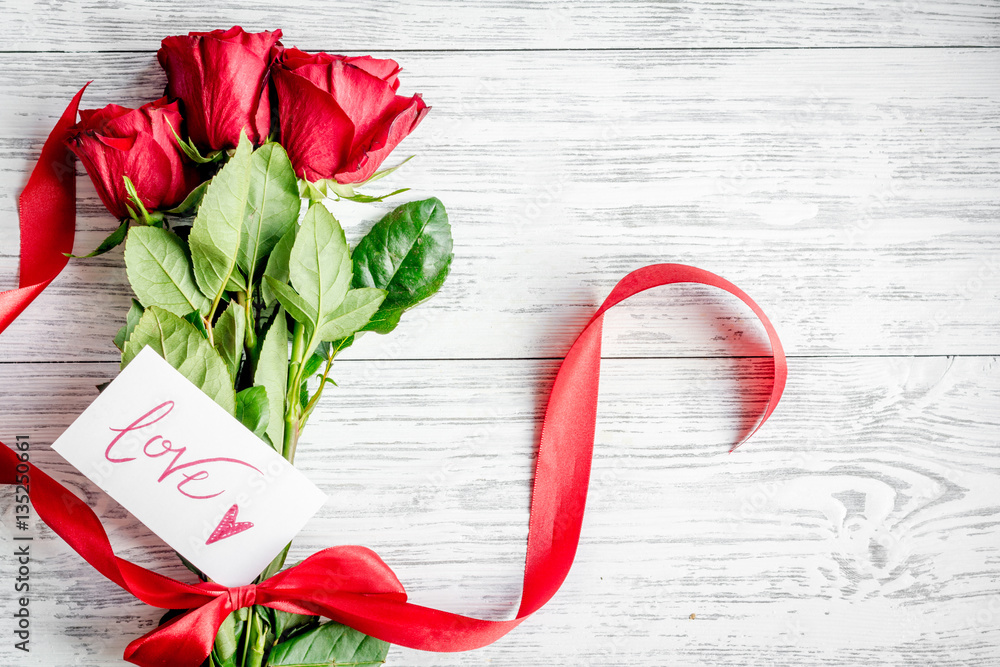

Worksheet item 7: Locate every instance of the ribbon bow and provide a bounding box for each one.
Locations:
[0,90,787,667]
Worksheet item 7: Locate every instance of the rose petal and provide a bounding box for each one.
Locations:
[335,94,429,184]
[124,131,175,211]
[273,66,355,181]
[158,27,281,149]
[67,132,131,219]
[341,55,402,90]
[78,104,134,129]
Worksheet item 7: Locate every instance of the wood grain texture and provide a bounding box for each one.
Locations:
[1,0,998,50]
[1,48,998,362]
[0,355,997,665]
[1,3,998,666]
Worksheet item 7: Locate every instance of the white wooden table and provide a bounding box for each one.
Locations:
[1,2,998,665]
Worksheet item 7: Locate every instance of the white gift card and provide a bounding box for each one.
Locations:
[52,346,327,587]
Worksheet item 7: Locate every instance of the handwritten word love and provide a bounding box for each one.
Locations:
[104,401,262,500]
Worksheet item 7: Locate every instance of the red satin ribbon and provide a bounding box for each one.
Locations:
[0,85,87,333]
[0,92,787,667]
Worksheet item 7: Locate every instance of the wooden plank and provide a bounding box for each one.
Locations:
[0,355,997,665]
[3,0,998,51]
[1,49,997,361]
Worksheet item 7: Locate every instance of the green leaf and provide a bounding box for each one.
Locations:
[122,306,236,415]
[235,386,269,439]
[239,143,300,280]
[122,175,155,224]
[301,350,326,379]
[226,271,247,293]
[124,226,211,318]
[67,218,129,258]
[297,176,408,203]
[113,299,144,352]
[183,310,210,340]
[305,336,356,376]
[289,202,352,325]
[364,155,413,185]
[190,133,253,306]
[257,541,291,582]
[352,197,453,334]
[265,276,316,328]
[328,335,356,358]
[323,181,355,199]
[212,609,245,667]
[266,609,318,642]
[167,121,225,165]
[358,307,404,335]
[317,288,386,342]
[163,180,211,216]
[214,300,246,382]
[182,142,224,164]
[339,188,410,204]
[298,179,330,202]
[268,621,389,666]
[298,379,309,410]
[262,225,296,306]
[254,315,288,452]
[361,263,450,335]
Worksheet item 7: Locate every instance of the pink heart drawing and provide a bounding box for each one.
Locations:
[206,504,254,545]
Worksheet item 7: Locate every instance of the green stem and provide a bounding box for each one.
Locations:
[282,321,307,462]
[240,606,253,665]
[202,289,228,348]
[283,422,302,466]
[240,287,257,351]
[204,292,225,345]
[236,289,259,392]
[299,345,337,429]
[287,328,327,461]
[246,607,266,667]
[203,272,239,346]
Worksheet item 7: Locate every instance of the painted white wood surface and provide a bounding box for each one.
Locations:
[0,2,998,666]
[2,0,998,50]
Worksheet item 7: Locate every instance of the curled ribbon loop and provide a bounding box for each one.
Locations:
[0,84,87,333]
[0,92,787,667]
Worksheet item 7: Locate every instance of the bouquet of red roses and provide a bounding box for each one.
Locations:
[68,26,450,667]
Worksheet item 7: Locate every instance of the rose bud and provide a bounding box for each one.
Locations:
[66,98,201,220]
[157,26,282,150]
[272,47,429,184]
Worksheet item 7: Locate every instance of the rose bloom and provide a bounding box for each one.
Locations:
[65,98,201,220]
[272,47,429,184]
[158,26,282,150]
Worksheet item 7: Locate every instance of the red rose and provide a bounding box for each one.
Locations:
[158,26,282,150]
[66,98,201,220]
[272,47,429,184]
